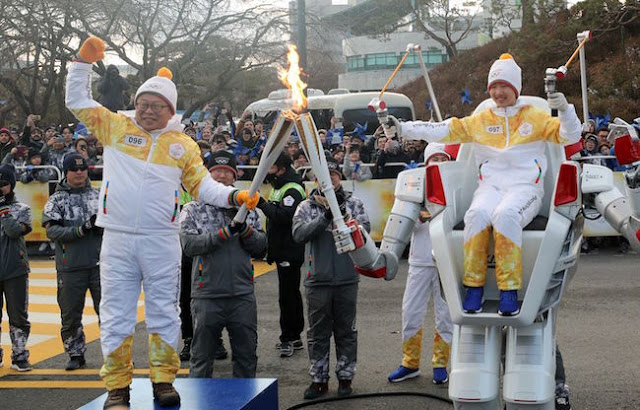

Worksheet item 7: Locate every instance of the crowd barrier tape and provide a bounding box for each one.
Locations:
[17,170,627,243]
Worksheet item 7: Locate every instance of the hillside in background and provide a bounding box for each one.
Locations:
[396,6,640,122]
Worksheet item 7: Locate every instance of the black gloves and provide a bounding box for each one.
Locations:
[256,197,267,210]
[228,220,247,235]
[80,214,98,235]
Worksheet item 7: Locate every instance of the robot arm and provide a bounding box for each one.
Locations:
[582,118,640,252]
[345,168,424,281]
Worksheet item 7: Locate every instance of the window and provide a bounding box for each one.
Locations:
[423,51,448,67]
[347,56,366,72]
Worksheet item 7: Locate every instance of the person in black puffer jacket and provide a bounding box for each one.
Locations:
[257,152,307,358]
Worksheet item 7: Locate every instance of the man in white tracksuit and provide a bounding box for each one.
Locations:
[388,144,453,385]
[395,53,582,316]
[65,36,259,409]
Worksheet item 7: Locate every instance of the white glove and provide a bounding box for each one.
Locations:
[547,92,568,112]
[381,115,401,139]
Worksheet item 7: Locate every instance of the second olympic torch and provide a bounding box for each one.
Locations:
[233,112,295,223]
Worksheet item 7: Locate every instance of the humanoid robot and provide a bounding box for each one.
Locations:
[336,98,640,409]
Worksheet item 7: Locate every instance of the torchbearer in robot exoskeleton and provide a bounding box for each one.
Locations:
[392,53,583,316]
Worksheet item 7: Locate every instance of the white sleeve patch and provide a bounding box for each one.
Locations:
[282,195,295,207]
[169,143,186,159]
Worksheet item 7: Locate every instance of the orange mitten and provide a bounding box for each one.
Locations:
[78,36,106,63]
[236,190,261,210]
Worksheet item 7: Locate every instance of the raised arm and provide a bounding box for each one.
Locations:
[65,36,120,147]
[545,93,582,145]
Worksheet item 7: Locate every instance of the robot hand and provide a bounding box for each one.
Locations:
[332,222,356,254]
[380,115,401,140]
[609,118,638,141]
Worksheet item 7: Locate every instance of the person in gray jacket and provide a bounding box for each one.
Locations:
[0,164,33,372]
[180,150,266,378]
[292,157,370,400]
[42,153,102,371]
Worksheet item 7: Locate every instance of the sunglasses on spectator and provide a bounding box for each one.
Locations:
[136,102,169,113]
[68,166,88,172]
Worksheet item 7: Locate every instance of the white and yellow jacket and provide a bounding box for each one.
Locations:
[66,62,236,235]
[402,99,582,191]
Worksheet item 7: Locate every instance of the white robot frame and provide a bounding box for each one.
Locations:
[350,96,640,409]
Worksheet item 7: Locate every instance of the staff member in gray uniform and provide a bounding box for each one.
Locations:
[292,157,370,400]
[180,150,266,378]
[42,153,102,371]
[257,153,307,358]
[0,164,33,372]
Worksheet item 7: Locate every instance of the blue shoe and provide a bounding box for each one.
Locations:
[388,365,420,383]
[498,290,520,316]
[432,367,448,384]
[463,286,484,313]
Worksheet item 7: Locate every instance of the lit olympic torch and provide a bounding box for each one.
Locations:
[232,45,303,223]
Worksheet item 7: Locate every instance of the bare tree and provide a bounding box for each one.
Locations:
[0,1,77,121]
[408,0,479,58]
[69,0,290,117]
[0,0,290,121]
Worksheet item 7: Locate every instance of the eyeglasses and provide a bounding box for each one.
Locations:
[68,166,88,172]
[136,102,168,113]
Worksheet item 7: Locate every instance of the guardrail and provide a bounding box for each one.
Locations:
[14,165,63,182]
[18,161,626,244]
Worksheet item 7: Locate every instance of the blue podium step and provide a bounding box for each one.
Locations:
[80,378,278,409]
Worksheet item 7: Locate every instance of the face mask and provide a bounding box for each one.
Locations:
[264,172,277,184]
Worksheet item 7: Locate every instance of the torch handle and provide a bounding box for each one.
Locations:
[294,113,349,232]
[233,113,295,223]
[378,50,411,100]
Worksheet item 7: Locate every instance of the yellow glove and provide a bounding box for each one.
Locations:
[78,36,106,63]
[235,190,260,210]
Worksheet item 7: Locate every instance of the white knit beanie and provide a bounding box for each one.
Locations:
[423,143,451,163]
[135,67,177,114]
[487,53,522,97]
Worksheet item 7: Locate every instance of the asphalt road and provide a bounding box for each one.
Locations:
[0,249,639,409]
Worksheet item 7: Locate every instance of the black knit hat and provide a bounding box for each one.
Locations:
[207,150,237,179]
[28,148,42,160]
[326,157,344,179]
[0,164,16,190]
[63,153,88,174]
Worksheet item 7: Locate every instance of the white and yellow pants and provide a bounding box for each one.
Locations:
[463,184,543,291]
[401,265,453,369]
[98,230,181,390]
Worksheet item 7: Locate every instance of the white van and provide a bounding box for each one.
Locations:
[244,89,415,135]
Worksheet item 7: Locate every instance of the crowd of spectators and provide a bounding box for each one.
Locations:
[3,110,637,188]
[187,107,429,183]
[0,114,104,186]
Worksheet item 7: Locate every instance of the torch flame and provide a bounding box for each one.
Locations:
[278,44,308,112]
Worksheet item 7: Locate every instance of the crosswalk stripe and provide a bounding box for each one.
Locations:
[28,278,57,288]
[1,333,55,347]
[30,268,56,274]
